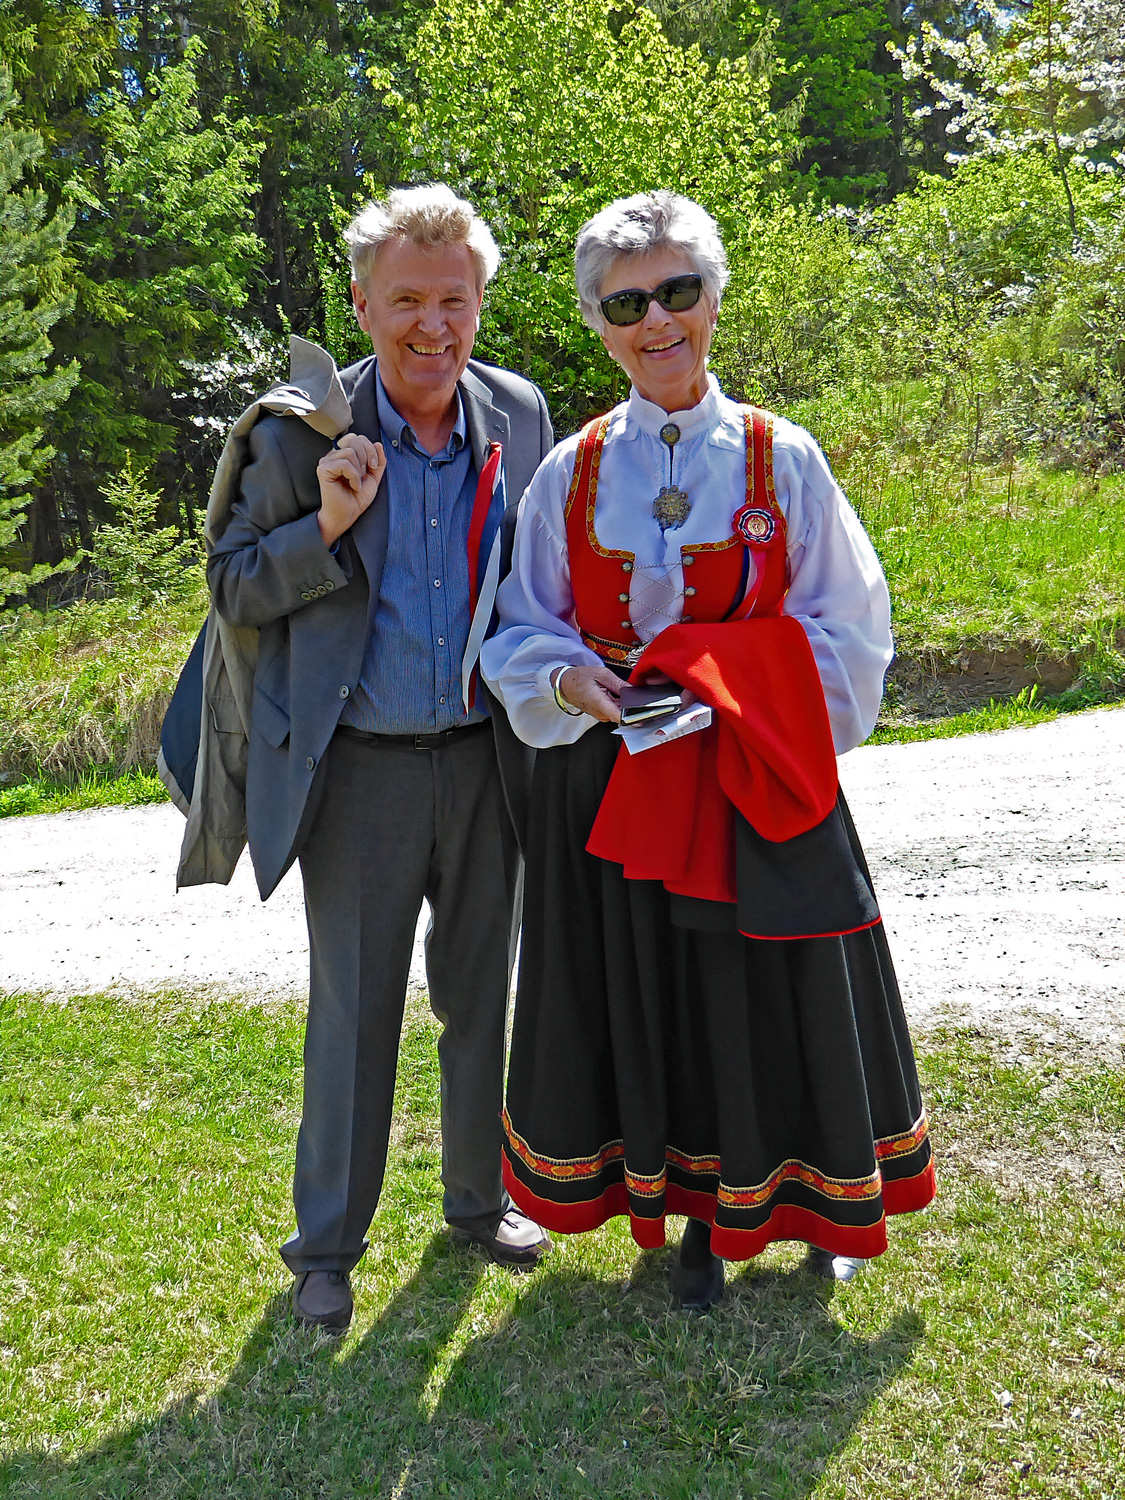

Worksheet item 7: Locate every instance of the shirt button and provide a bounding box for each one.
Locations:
[439,695,446,704]
[339,685,350,698]
[391,439,399,448]
[430,518,438,527]
[437,636,445,646]
[433,579,441,588]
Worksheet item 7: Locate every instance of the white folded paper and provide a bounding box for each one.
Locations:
[614,702,712,755]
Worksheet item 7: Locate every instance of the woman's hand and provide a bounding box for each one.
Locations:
[556,664,624,723]
[316,435,387,547]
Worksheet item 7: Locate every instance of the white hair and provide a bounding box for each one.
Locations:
[344,183,501,291]
[575,190,729,332]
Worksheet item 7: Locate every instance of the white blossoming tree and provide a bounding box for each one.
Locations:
[897,0,1125,230]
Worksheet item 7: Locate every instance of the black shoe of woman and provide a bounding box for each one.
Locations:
[671,1217,724,1311]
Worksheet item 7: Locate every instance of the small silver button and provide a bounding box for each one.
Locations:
[684,586,697,597]
[621,561,632,572]
[682,554,694,566]
[618,593,629,602]
[433,579,441,588]
[339,686,350,698]
[430,518,438,527]
[620,619,630,629]
[437,636,445,646]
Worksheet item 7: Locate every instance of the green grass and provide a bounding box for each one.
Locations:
[2,993,1122,1499]
[2,417,1123,807]
[795,383,1125,667]
[0,766,169,817]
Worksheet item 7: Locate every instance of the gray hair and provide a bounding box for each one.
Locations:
[575,190,729,332]
[344,184,501,291]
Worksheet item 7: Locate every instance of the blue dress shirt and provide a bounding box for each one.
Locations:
[339,373,484,733]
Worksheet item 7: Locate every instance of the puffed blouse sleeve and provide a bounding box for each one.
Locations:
[480,439,606,749]
[775,417,893,753]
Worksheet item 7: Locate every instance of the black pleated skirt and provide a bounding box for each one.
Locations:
[502,723,935,1260]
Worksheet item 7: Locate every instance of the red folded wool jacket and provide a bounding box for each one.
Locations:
[586,617,839,904]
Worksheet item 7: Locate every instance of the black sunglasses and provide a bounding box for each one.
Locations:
[599,273,703,327]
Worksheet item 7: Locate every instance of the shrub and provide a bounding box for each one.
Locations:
[88,457,205,613]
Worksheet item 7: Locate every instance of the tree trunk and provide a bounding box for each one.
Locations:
[28,476,64,568]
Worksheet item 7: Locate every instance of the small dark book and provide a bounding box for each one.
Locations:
[618,684,685,726]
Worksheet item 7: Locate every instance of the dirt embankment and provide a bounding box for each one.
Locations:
[887,630,1125,718]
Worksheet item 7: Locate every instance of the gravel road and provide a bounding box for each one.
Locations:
[3,707,1123,1042]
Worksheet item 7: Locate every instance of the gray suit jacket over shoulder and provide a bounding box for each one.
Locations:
[205,344,553,900]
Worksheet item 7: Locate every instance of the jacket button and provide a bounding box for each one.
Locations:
[325,580,334,591]
[339,685,350,698]
[306,757,316,771]
[300,590,311,601]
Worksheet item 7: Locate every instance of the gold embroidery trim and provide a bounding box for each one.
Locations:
[504,1108,930,1209]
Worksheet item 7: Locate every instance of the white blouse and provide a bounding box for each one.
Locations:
[480,376,893,754]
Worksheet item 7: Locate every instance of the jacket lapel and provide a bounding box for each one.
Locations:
[461,367,510,470]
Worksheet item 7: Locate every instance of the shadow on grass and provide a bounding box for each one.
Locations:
[5,1233,924,1500]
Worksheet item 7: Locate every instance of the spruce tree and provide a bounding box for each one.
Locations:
[0,67,79,605]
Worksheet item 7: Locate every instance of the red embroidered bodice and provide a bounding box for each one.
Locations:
[563,406,788,665]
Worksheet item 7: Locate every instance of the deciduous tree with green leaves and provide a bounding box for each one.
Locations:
[383,0,799,428]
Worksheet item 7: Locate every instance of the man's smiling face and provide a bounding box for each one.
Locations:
[352,237,484,411]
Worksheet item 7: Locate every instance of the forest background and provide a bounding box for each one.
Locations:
[2,0,1124,803]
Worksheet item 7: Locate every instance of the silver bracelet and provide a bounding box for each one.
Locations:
[551,667,583,716]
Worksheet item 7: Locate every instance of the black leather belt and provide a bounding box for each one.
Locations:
[336,720,489,750]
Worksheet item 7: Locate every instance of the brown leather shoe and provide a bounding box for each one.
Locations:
[292,1269,353,1330]
[449,1207,551,1268]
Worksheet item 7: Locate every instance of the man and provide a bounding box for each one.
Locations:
[209,185,553,1331]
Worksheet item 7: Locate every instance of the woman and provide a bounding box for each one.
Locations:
[480,191,934,1310]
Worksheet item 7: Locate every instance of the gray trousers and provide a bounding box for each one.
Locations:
[279,723,520,1274]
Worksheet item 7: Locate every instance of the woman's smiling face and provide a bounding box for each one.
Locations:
[597,248,718,413]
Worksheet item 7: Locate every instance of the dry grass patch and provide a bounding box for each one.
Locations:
[0,594,205,783]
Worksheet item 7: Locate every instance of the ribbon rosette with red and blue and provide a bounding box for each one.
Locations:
[733,503,776,547]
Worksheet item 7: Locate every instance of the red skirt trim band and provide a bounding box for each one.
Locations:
[502,1155,937,1261]
[502,1106,929,1204]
